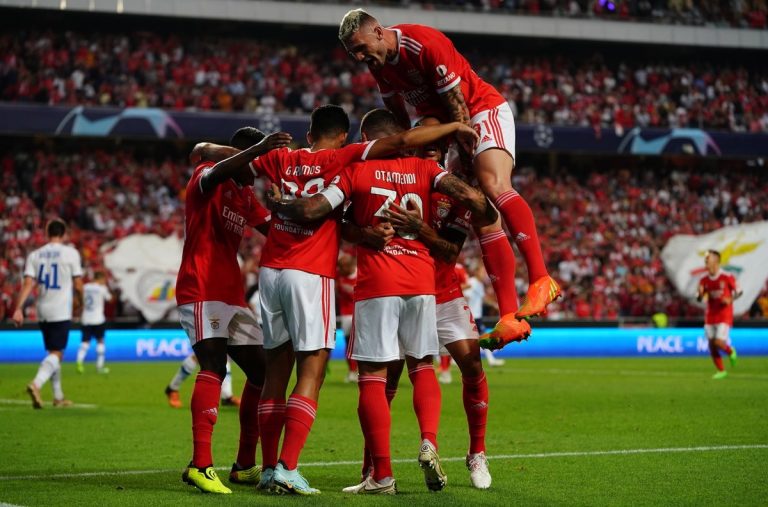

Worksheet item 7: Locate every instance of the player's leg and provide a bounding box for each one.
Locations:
[226,307,267,484]
[476,218,519,316]
[257,267,294,486]
[346,297,403,494]
[340,315,358,383]
[343,361,397,495]
[438,352,452,384]
[29,321,70,408]
[714,324,737,367]
[401,295,445,491]
[438,298,491,489]
[76,326,91,373]
[95,325,108,373]
[165,354,198,408]
[472,105,560,318]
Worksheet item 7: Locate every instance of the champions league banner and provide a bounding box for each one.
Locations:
[1,103,767,158]
[0,327,766,362]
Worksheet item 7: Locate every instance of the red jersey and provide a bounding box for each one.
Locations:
[336,270,357,316]
[698,271,739,325]
[249,143,374,278]
[328,157,448,301]
[176,162,271,306]
[431,193,472,305]
[371,24,505,122]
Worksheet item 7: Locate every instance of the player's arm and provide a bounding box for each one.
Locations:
[199,132,292,193]
[72,276,84,320]
[696,282,708,303]
[384,203,463,263]
[436,174,497,227]
[366,122,478,159]
[11,276,36,327]
[189,143,240,165]
[439,85,471,126]
[341,219,396,250]
[264,183,336,223]
[383,95,412,131]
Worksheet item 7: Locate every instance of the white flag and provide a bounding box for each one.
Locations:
[661,221,768,316]
[102,234,183,322]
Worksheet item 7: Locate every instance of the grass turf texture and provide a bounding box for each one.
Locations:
[0,357,766,506]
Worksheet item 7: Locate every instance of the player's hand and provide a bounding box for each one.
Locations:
[265,183,283,211]
[257,132,293,152]
[365,222,395,250]
[11,309,24,328]
[455,124,479,158]
[383,202,423,236]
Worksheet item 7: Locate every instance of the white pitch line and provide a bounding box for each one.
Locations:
[508,368,768,379]
[0,444,765,482]
[0,399,97,409]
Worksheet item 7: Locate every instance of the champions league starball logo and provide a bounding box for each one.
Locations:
[533,125,554,148]
[618,128,722,156]
[55,106,184,138]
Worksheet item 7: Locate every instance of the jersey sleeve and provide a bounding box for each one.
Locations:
[248,199,272,228]
[418,29,462,94]
[69,248,84,278]
[426,160,449,189]
[249,148,283,182]
[23,253,36,279]
[190,162,215,195]
[338,142,376,165]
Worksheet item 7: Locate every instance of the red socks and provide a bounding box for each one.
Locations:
[236,381,262,468]
[462,373,489,454]
[362,387,398,477]
[191,370,223,468]
[494,190,548,282]
[408,365,441,447]
[358,375,392,481]
[439,355,452,372]
[720,343,733,355]
[347,358,358,372]
[710,347,725,371]
[257,398,286,470]
[479,230,520,314]
[279,394,318,470]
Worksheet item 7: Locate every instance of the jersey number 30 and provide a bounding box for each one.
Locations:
[371,186,424,240]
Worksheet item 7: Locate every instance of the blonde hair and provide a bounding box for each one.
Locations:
[338,9,375,41]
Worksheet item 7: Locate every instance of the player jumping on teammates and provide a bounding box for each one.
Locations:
[265,109,497,495]
[339,10,561,346]
[697,250,742,380]
[175,127,291,494]
[13,218,83,409]
[76,271,113,374]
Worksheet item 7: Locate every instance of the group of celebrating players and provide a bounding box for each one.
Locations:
[172,10,560,495]
[10,8,746,497]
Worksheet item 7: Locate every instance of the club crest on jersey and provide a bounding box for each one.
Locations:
[436,200,451,218]
[209,318,220,330]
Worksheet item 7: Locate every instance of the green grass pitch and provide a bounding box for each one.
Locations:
[0,357,766,506]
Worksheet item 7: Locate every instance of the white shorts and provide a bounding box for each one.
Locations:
[437,297,480,348]
[178,301,263,347]
[259,267,336,352]
[350,295,438,362]
[471,102,516,159]
[339,315,353,339]
[705,323,731,342]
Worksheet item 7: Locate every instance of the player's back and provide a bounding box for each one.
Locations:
[251,144,371,278]
[82,282,109,326]
[343,157,447,301]
[24,242,82,322]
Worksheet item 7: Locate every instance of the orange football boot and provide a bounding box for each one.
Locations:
[515,276,562,319]
[478,314,532,350]
[165,387,182,409]
[221,396,241,407]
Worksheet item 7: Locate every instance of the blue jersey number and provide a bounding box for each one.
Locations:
[37,263,61,290]
[85,294,95,311]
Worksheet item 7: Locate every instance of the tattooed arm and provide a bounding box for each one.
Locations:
[265,183,334,223]
[384,203,463,264]
[439,85,471,126]
[436,174,497,227]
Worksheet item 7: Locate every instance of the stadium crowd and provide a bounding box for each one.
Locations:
[298,0,768,29]
[2,148,767,322]
[1,30,767,133]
